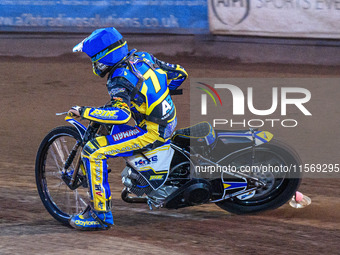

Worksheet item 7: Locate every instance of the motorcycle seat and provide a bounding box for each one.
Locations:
[171,122,216,147]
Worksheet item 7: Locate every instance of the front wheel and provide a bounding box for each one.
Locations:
[215,140,302,214]
[35,126,89,225]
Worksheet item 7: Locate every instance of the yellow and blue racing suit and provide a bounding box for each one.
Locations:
[79,52,187,212]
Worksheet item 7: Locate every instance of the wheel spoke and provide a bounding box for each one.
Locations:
[37,127,89,224]
[53,138,66,164]
[50,147,63,173]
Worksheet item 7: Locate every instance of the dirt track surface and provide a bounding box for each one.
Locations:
[1,54,340,254]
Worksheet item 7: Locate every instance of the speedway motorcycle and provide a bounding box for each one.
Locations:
[35,90,302,226]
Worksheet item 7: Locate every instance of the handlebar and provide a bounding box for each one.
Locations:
[56,112,68,116]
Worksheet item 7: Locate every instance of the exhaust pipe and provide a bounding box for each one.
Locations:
[121,188,147,203]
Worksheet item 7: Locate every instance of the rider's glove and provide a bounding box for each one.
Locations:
[67,106,82,117]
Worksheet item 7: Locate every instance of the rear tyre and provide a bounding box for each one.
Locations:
[216,140,301,214]
[35,126,89,225]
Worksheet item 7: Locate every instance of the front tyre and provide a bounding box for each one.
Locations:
[35,126,89,225]
[216,140,302,214]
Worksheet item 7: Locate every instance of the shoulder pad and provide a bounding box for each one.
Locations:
[111,67,139,86]
[135,52,154,63]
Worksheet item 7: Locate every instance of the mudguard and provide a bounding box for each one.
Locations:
[217,130,273,145]
[64,116,87,139]
[211,130,273,161]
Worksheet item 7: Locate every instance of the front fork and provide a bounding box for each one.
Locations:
[61,121,100,190]
[61,142,87,190]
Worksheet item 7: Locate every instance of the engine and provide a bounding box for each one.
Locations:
[121,166,179,202]
[147,185,179,204]
[121,161,212,209]
[121,166,153,196]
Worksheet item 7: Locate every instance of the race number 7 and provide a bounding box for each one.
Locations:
[143,69,161,93]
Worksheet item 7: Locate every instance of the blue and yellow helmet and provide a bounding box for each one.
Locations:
[73,27,128,77]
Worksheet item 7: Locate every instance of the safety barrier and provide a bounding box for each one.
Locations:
[1,0,339,39]
[208,0,340,39]
[0,0,208,34]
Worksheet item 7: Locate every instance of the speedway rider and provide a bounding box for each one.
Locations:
[68,27,188,230]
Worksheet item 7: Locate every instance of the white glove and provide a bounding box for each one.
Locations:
[67,106,81,117]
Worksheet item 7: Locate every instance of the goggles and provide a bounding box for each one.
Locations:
[92,61,111,77]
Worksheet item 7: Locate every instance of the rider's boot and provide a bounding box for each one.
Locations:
[69,205,114,230]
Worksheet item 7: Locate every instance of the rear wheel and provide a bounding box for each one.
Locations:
[215,140,301,214]
[35,126,89,225]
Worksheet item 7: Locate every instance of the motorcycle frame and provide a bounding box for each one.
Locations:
[63,116,271,204]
